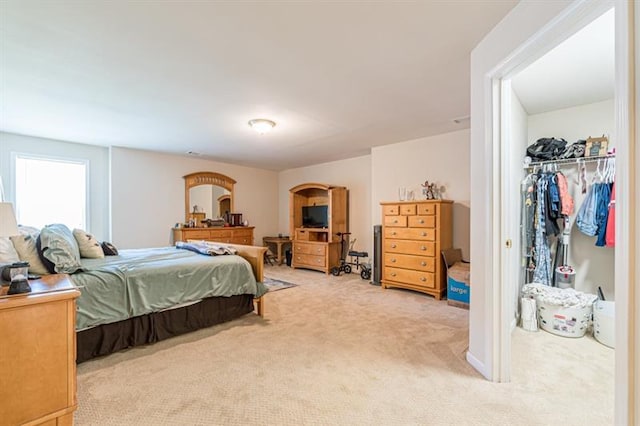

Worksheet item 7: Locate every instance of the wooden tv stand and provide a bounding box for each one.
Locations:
[289,183,348,274]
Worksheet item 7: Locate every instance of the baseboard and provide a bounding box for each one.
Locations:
[466,350,491,380]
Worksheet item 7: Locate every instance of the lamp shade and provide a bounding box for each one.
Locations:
[0,202,19,238]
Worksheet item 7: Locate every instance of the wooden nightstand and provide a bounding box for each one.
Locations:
[0,274,80,425]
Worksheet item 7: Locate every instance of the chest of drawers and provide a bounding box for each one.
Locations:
[173,226,254,246]
[380,200,453,299]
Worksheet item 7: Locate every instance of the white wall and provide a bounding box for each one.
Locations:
[0,132,110,239]
[371,129,471,260]
[278,155,371,255]
[111,147,278,249]
[526,99,615,297]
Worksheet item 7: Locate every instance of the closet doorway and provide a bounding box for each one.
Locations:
[486,2,634,419]
[503,7,615,421]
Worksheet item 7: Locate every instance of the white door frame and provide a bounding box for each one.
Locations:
[483,0,636,422]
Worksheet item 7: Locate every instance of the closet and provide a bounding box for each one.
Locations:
[505,6,615,418]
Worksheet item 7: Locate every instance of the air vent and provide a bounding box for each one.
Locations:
[186,150,201,156]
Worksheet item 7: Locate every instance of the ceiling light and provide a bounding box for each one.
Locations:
[248,119,276,134]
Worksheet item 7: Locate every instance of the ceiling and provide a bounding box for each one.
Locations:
[512,8,615,115]
[0,1,518,171]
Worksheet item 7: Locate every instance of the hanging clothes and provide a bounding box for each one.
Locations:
[595,183,612,247]
[576,184,598,236]
[533,176,552,286]
[521,173,538,278]
[556,172,574,216]
[606,182,616,247]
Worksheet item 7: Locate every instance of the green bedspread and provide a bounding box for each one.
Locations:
[70,247,267,331]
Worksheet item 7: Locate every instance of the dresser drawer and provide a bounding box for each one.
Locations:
[383,205,399,215]
[385,228,435,241]
[384,267,435,289]
[231,228,253,237]
[294,253,326,268]
[230,237,252,245]
[294,242,326,256]
[185,230,211,239]
[400,204,417,215]
[385,253,435,272]
[208,229,233,238]
[384,215,407,227]
[417,204,436,215]
[385,239,435,256]
[408,215,436,228]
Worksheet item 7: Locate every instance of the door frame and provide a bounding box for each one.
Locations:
[482,0,635,422]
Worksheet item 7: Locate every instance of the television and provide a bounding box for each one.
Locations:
[302,205,328,228]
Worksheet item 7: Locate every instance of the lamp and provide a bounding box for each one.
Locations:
[248,118,276,134]
[0,202,31,294]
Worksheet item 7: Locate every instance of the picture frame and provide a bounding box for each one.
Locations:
[585,136,608,157]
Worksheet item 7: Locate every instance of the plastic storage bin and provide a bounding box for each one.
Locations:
[593,300,615,348]
[537,301,592,338]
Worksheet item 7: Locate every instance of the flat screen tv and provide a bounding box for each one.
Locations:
[302,205,328,228]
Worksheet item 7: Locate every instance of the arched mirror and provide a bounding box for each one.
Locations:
[184,172,235,225]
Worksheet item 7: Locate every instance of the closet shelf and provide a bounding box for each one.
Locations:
[525,153,615,170]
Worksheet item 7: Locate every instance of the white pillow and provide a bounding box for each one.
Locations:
[73,229,104,259]
[10,227,50,275]
[0,237,20,264]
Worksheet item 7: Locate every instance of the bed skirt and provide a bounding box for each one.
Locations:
[76,294,255,363]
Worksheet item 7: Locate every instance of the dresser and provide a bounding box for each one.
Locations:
[173,226,254,245]
[380,200,453,299]
[0,274,80,425]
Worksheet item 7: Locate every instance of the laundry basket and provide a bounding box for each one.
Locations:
[537,301,592,337]
[593,300,615,348]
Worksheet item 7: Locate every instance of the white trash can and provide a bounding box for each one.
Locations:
[593,300,615,348]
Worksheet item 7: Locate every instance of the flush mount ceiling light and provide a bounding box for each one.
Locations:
[248,118,276,134]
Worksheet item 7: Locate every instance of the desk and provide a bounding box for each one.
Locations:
[263,236,292,265]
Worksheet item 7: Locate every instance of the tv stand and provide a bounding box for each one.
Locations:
[289,183,348,274]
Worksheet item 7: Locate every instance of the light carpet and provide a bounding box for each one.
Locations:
[76,266,613,425]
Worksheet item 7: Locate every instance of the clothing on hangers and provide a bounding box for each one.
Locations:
[595,183,612,247]
[605,182,615,247]
[576,184,598,236]
[556,172,574,216]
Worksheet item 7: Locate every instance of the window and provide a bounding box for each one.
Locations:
[14,154,88,230]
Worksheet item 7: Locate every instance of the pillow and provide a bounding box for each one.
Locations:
[39,224,83,274]
[73,229,105,259]
[0,237,20,264]
[101,241,119,256]
[10,227,50,275]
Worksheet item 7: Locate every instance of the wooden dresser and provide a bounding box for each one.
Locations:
[380,200,453,299]
[0,274,80,425]
[173,226,254,245]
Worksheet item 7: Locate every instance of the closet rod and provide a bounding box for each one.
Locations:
[525,153,615,170]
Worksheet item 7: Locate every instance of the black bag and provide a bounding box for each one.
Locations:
[526,137,568,161]
[101,241,119,256]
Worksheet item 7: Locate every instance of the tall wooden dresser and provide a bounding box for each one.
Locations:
[0,275,80,425]
[380,200,453,299]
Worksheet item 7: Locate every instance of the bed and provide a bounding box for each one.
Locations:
[70,243,267,362]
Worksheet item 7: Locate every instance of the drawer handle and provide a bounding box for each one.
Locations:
[390,272,397,277]
[391,258,396,263]
[393,219,398,224]
[420,277,427,282]
[419,219,424,224]
[317,259,321,263]
[421,232,427,237]
[391,244,397,248]
[420,246,426,251]
[392,231,397,235]
[421,261,426,266]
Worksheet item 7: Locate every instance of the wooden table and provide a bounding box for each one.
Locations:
[262,236,292,265]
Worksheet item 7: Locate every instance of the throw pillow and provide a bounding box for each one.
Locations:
[0,237,20,264]
[39,224,83,274]
[10,227,50,275]
[73,229,105,259]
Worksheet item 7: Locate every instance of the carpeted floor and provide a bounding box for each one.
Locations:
[75,266,614,425]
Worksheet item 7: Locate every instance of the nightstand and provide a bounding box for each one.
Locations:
[0,274,80,425]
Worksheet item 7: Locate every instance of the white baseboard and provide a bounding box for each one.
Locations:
[466,350,491,380]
